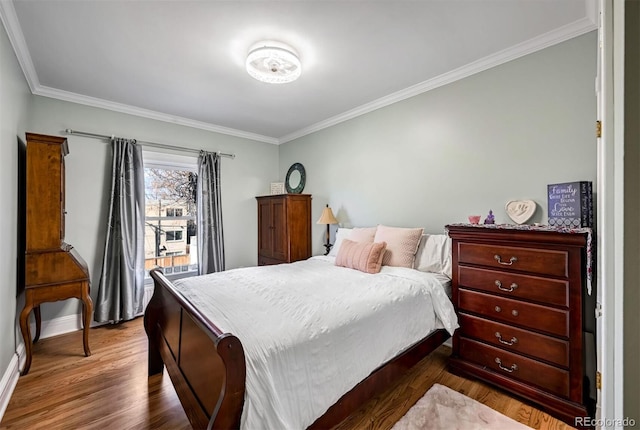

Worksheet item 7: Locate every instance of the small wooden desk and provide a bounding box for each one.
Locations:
[20,247,93,375]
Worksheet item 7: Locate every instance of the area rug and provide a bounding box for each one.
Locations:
[391,383,531,430]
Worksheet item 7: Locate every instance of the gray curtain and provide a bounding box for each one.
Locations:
[94,138,145,323]
[197,151,225,274]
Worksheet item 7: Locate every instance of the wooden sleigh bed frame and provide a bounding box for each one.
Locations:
[144,268,450,430]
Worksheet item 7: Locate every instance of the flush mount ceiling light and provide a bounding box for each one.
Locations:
[246,41,302,84]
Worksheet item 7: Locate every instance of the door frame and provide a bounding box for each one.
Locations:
[596,0,625,426]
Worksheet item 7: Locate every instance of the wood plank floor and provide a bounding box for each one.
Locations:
[1,318,573,430]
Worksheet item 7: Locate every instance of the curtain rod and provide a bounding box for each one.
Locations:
[64,129,236,159]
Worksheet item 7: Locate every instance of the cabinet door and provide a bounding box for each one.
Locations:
[26,140,64,250]
[257,199,273,258]
[270,198,288,261]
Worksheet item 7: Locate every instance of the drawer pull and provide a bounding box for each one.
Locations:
[495,357,518,373]
[494,254,517,265]
[512,309,519,317]
[495,280,518,292]
[495,332,518,346]
[494,306,502,313]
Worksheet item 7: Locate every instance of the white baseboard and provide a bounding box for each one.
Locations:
[0,344,21,422]
[30,313,105,341]
[26,285,155,341]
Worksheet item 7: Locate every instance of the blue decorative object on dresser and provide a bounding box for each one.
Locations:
[483,209,495,224]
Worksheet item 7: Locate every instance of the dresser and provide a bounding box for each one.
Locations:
[256,194,311,266]
[21,133,93,375]
[446,225,594,426]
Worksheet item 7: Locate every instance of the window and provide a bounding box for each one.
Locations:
[166,208,183,217]
[165,230,183,242]
[143,152,198,279]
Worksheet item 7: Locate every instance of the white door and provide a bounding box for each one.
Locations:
[595,0,625,427]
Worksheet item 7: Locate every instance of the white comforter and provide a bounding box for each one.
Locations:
[174,256,458,430]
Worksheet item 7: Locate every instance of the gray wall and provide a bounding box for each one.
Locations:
[0,21,32,377]
[26,96,279,321]
[624,0,640,423]
[279,32,598,256]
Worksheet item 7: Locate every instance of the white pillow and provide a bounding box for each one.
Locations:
[414,234,452,278]
[328,227,352,257]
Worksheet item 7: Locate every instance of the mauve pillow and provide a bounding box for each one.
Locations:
[335,239,387,274]
[348,226,377,243]
[374,225,424,268]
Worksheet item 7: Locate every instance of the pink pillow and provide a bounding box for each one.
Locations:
[374,225,424,268]
[348,226,377,243]
[335,239,387,274]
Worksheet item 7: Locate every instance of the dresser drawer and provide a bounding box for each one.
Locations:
[458,266,569,307]
[459,337,570,398]
[458,313,569,367]
[458,243,568,277]
[458,289,569,337]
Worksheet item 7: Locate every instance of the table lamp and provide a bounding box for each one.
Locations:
[316,204,339,255]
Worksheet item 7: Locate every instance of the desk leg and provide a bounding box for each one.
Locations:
[81,282,93,357]
[19,299,34,376]
[33,306,41,343]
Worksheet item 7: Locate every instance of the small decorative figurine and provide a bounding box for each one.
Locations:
[484,209,495,224]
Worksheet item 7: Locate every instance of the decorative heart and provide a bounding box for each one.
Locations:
[505,200,537,224]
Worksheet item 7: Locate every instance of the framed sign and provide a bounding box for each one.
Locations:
[270,182,285,194]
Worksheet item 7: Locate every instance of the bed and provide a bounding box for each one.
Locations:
[144,229,457,430]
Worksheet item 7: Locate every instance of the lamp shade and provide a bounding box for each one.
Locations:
[316,206,338,225]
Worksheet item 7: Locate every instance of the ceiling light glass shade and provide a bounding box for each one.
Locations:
[246,43,302,84]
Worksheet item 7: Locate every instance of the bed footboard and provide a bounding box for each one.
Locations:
[144,269,246,430]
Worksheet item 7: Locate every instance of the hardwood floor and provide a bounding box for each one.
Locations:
[1,318,573,429]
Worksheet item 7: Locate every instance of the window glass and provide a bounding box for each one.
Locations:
[166,208,184,217]
[144,161,198,278]
[165,230,184,241]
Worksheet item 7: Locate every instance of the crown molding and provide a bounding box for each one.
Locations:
[0,0,38,92]
[278,16,597,144]
[33,85,279,144]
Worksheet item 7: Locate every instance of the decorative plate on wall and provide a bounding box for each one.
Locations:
[285,162,306,193]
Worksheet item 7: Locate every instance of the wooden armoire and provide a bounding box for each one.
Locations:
[256,194,312,266]
[21,133,93,375]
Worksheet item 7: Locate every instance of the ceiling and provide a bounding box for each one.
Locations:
[1,1,595,144]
